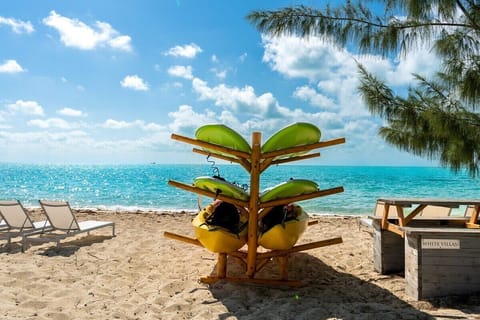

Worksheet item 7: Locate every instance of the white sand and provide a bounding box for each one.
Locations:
[0,209,479,320]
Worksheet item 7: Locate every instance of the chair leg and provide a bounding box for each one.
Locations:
[21,236,27,253]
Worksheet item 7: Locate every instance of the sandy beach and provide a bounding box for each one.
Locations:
[1,209,479,320]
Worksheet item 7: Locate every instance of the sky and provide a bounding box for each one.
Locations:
[0,0,442,166]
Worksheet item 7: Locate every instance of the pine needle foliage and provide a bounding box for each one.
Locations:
[247,0,480,176]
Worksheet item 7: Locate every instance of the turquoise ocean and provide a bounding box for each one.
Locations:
[1,163,479,216]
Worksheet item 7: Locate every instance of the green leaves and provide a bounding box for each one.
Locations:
[247,0,480,176]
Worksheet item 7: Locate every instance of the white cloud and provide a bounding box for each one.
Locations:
[43,11,132,51]
[27,118,72,129]
[108,35,131,51]
[165,43,202,58]
[103,119,131,129]
[293,86,337,111]
[239,53,247,62]
[0,16,34,34]
[57,107,85,117]
[360,50,440,86]
[6,100,45,116]
[168,105,217,132]
[192,78,283,118]
[120,75,149,91]
[0,60,25,73]
[211,55,219,63]
[167,65,193,79]
[262,35,349,81]
[102,119,162,131]
[0,130,88,143]
[211,68,227,80]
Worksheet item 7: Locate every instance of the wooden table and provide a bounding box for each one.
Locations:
[377,198,480,236]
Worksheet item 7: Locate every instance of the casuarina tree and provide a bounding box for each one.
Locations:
[247,1,480,176]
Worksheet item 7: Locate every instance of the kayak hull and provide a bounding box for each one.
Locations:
[195,124,251,155]
[258,205,308,250]
[261,122,321,157]
[193,203,247,253]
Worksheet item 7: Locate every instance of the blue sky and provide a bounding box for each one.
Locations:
[0,1,441,165]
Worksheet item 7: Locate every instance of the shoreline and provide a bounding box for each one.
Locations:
[1,208,479,319]
[23,205,372,218]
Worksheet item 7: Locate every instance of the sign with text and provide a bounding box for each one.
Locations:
[422,239,460,249]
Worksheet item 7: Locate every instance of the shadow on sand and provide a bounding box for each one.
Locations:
[39,235,114,257]
[0,234,114,257]
[208,253,434,320]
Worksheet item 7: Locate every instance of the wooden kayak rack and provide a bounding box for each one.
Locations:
[164,131,345,286]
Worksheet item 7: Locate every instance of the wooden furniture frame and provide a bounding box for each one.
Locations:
[376,198,480,237]
[164,131,345,286]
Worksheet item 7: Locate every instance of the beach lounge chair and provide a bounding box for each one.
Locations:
[23,200,115,250]
[0,200,51,248]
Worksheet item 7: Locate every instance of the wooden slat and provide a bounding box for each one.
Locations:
[381,203,390,230]
[269,152,320,166]
[163,231,203,247]
[468,205,480,226]
[404,204,427,225]
[377,198,480,207]
[385,223,404,237]
[260,153,322,173]
[257,237,343,259]
[261,137,345,160]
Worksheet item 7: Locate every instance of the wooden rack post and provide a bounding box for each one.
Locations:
[246,132,261,277]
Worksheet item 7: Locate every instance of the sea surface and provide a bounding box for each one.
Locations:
[1,163,479,216]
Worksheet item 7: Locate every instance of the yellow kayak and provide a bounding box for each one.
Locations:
[258,204,308,250]
[193,200,248,253]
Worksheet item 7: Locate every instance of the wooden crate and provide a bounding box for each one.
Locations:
[404,227,480,299]
[371,217,469,275]
[372,219,405,274]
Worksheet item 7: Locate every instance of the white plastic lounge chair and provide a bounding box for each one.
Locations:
[24,200,115,250]
[0,200,51,248]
